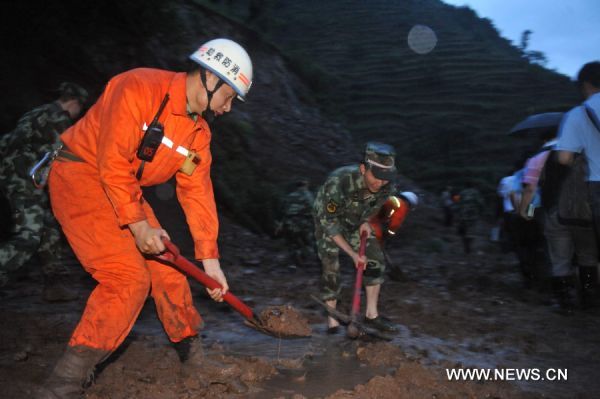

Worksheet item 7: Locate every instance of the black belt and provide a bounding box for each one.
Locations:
[57,144,84,163]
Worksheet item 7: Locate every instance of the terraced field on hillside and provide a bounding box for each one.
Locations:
[209,0,579,197]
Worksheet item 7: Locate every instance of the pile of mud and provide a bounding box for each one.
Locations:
[255,305,312,337]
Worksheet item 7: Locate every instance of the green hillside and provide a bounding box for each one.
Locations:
[204,0,580,197]
[0,0,582,232]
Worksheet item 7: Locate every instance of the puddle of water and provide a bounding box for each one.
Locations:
[250,340,390,399]
[129,298,591,398]
[391,324,520,369]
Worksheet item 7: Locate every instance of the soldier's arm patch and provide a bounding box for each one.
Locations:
[326,200,338,213]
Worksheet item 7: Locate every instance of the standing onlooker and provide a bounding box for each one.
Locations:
[440,186,454,227]
[456,182,485,254]
[496,174,516,247]
[520,133,597,313]
[556,61,600,307]
[508,153,546,289]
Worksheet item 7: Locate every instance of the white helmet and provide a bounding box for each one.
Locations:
[399,191,419,208]
[190,38,253,101]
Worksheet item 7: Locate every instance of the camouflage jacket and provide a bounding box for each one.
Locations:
[0,102,72,189]
[313,165,396,237]
[282,188,315,218]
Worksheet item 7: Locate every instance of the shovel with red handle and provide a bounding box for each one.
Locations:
[309,230,392,340]
[347,230,368,338]
[156,239,301,338]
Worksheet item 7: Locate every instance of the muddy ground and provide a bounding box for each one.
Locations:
[1,193,599,399]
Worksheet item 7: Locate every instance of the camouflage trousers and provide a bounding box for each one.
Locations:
[315,222,385,301]
[0,185,68,286]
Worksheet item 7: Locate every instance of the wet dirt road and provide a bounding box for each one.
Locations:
[1,204,599,398]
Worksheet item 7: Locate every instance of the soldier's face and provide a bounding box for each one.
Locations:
[360,164,388,193]
[65,99,83,119]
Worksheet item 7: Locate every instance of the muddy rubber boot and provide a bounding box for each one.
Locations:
[36,345,109,399]
[579,266,598,309]
[551,276,575,315]
[176,335,247,394]
[43,275,79,303]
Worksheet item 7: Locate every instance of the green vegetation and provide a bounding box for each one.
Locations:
[2,0,583,232]
[209,0,580,203]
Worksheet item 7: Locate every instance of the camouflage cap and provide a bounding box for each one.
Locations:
[364,141,397,181]
[58,82,88,104]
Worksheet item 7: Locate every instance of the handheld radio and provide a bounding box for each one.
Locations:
[136,94,170,162]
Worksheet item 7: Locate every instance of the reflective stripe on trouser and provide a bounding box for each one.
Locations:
[48,160,201,352]
[315,223,385,301]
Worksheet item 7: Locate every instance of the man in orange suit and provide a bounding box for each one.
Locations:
[37,38,253,399]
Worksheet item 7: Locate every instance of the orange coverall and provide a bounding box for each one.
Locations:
[48,68,217,352]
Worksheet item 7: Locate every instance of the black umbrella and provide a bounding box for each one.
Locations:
[509,112,564,135]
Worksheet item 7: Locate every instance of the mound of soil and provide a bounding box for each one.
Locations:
[256,305,312,337]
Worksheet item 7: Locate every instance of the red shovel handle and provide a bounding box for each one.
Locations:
[157,239,256,321]
[350,230,368,319]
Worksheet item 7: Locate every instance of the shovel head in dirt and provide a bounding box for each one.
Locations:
[157,239,308,339]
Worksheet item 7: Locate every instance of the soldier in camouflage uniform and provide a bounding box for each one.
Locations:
[313,142,398,334]
[0,82,88,299]
[276,180,316,265]
[456,182,485,254]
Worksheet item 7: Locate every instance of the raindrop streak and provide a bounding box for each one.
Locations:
[408,25,438,55]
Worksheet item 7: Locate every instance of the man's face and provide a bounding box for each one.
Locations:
[208,84,236,117]
[580,81,598,100]
[360,164,389,193]
[187,70,237,117]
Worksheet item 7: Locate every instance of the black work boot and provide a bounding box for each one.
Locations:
[551,276,576,315]
[176,335,247,394]
[36,345,109,399]
[579,266,599,309]
[364,316,398,333]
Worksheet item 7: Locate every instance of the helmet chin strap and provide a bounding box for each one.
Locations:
[200,68,225,123]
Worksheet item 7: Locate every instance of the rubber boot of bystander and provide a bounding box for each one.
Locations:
[579,266,599,309]
[551,276,576,315]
